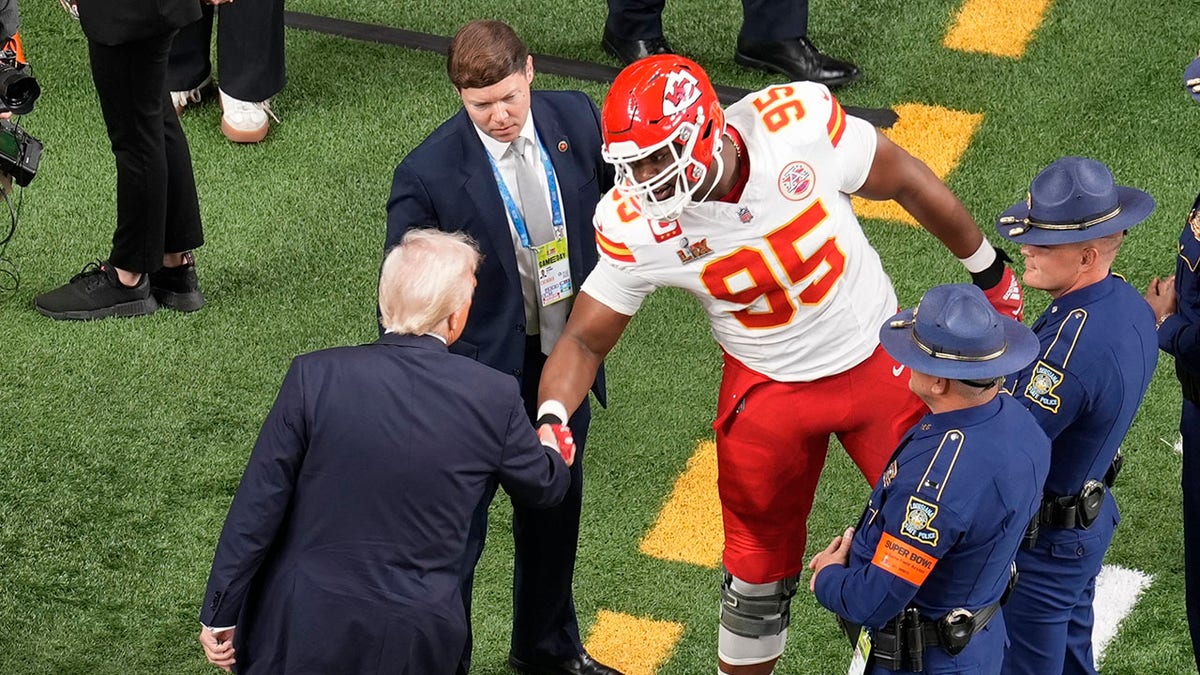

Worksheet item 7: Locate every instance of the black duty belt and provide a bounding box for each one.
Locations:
[870,601,1002,672]
[1038,451,1123,531]
[838,564,1016,672]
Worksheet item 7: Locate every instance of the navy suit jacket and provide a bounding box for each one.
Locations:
[199,334,570,674]
[385,90,612,406]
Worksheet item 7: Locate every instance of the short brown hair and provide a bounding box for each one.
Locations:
[447,20,529,90]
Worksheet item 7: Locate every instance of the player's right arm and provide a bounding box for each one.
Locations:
[538,291,632,421]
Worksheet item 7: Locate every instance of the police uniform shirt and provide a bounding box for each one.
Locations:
[814,394,1050,628]
[1006,274,1157,497]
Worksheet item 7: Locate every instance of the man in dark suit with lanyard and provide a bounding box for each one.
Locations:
[36,0,207,320]
[384,20,618,675]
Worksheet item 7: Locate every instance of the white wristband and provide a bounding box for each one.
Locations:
[957,239,997,274]
[536,400,570,425]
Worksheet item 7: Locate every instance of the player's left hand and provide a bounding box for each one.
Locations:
[808,526,854,592]
[983,264,1024,322]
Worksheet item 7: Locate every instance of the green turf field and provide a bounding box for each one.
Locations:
[2,0,1198,672]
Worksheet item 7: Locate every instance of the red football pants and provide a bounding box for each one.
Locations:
[713,345,926,584]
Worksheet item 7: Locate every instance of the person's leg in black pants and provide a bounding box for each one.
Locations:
[455,336,587,672]
[601,0,672,65]
[214,0,286,103]
[89,32,203,275]
[166,6,214,94]
[734,0,860,87]
[1182,400,1200,672]
[34,29,203,321]
[511,337,587,662]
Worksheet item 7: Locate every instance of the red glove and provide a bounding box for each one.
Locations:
[537,421,576,466]
[983,264,1024,322]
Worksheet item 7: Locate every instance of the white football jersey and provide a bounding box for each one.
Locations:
[585,82,897,382]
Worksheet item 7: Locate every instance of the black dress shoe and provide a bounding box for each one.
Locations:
[734,36,861,87]
[601,25,673,66]
[509,650,625,675]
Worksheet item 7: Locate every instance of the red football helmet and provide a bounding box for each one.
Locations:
[601,54,725,221]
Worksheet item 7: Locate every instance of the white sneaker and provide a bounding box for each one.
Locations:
[219,88,278,144]
[171,76,212,116]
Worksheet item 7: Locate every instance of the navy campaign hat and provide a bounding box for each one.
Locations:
[996,156,1154,246]
[879,284,1040,380]
[1186,55,1200,103]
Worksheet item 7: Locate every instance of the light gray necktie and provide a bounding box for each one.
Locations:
[510,136,569,355]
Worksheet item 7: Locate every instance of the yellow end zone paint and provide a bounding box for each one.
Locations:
[639,439,723,568]
[944,0,1052,58]
[585,610,685,675]
[852,104,983,227]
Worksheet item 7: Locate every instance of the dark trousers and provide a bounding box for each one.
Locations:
[605,0,809,42]
[459,336,587,672]
[1182,401,1200,672]
[87,31,203,274]
[1001,496,1117,675]
[166,0,286,102]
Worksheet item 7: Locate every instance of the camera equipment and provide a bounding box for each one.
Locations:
[0,119,41,187]
[0,45,38,115]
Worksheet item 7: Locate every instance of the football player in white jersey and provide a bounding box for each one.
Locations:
[536,54,1024,675]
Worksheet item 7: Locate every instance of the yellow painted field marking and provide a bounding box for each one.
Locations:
[851,104,984,227]
[639,439,723,568]
[944,0,1052,58]
[585,610,685,675]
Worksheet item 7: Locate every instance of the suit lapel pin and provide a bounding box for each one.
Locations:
[557,140,568,153]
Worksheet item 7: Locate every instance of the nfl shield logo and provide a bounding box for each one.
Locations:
[737,207,753,223]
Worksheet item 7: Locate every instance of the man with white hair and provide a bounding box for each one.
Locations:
[198,229,575,674]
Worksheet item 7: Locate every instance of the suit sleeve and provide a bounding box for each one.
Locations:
[495,390,570,508]
[199,359,310,627]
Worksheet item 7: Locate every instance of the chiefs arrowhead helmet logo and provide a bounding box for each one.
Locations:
[662,70,702,116]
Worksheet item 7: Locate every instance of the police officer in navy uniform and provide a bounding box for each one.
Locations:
[1144,190,1200,674]
[995,156,1158,675]
[810,283,1049,674]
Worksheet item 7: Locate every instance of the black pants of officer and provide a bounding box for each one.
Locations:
[458,336,588,672]
[87,30,203,274]
[605,0,809,43]
[1182,400,1200,672]
[166,0,286,102]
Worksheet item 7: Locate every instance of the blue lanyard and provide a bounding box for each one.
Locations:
[486,133,565,248]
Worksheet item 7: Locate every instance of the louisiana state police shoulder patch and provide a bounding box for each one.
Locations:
[1025,360,1064,413]
[900,496,940,547]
